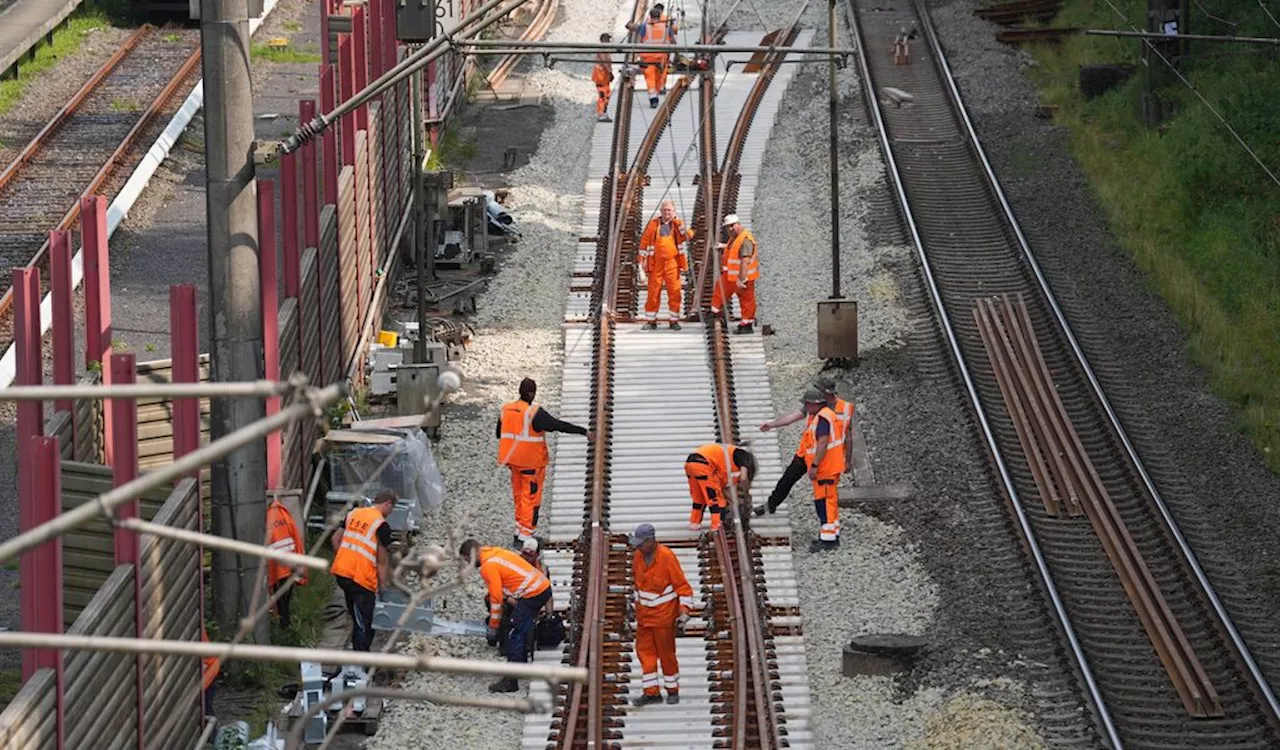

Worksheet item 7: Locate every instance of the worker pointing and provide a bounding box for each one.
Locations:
[685,442,757,532]
[755,375,854,517]
[497,378,591,546]
[798,388,846,552]
[266,495,307,630]
[461,539,552,693]
[630,523,694,707]
[639,199,693,330]
[330,490,396,651]
[592,33,614,122]
[710,214,759,334]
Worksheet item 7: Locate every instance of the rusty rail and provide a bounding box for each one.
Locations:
[485,0,557,90]
[0,39,202,324]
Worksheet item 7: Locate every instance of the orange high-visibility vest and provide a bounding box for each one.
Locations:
[689,442,747,489]
[639,217,692,273]
[498,400,549,468]
[832,397,854,433]
[479,546,551,627]
[798,406,846,476]
[267,499,306,586]
[632,543,694,628]
[592,52,613,86]
[640,20,671,63]
[723,230,759,282]
[330,507,385,592]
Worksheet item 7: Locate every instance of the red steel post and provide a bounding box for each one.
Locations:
[50,230,75,416]
[368,0,383,79]
[108,352,143,746]
[300,99,320,248]
[258,181,282,489]
[32,435,65,748]
[320,0,332,64]
[281,150,301,298]
[339,35,356,166]
[14,268,44,681]
[353,7,370,131]
[82,195,114,463]
[320,66,339,206]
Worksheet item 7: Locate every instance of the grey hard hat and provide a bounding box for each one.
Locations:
[801,387,826,405]
[814,375,837,395]
[629,523,656,546]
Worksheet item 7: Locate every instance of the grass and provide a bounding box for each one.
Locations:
[250,42,322,65]
[283,20,303,32]
[109,96,139,113]
[1022,0,1280,472]
[0,669,22,710]
[0,2,130,116]
[425,126,478,171]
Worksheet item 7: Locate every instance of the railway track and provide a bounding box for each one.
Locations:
[524,9,816,749]
[847,0,1280,745]
[0,24,201,334]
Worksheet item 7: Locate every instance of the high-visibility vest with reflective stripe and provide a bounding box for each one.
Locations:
[640,20,671,63]
[722,230,760,281]
[330,507,385,592]
[798,406,846,476]
[792,398,853,458]
[267,500,307,586]
[688,442,746,490]
[639,217,691,273]
[480,546,551,627]
[498,400,548,468]
[632,544,694,628]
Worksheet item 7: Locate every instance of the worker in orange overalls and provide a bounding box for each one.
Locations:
[266,495,306,629]
[330,491,396,651]
[755,375,854,517]
[201,629,219,718]
[798,387,846,552]
[710,214,759,334]
[629,523,694,707]
[461,539,553,693]
[638,6,675,108]
[638,199,693,330]
[685,442,757,532]
[497,378,591,546]
[592,33,614,122]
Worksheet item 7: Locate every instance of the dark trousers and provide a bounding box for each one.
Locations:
[337,575,377,652]
[768,455,807,509]
[273,582,294,629]
[507,588,552,663]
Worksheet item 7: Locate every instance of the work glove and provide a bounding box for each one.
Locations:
[487,626,499,647]
[675,613,690,635]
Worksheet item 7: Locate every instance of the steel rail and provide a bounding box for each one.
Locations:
[909,0,1280,724]
[0,43,203,324]
[485,0,558,90]
[0,25,153,195]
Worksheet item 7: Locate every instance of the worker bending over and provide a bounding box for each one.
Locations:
[497,378,591,545]
[797,388,846,552]
[461,539,552,693]
[330,490,396,651]
[266,494,306,629]
[592,33,614,122]
[710,214,759,334]
[755,375,854,517]
[639,199,693,330]
[685,442,756,531]
[630,523,693,707]
[638,7,675,108]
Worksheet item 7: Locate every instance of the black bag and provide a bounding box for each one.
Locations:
[534,612,565,648]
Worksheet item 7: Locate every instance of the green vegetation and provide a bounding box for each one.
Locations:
[283,20,304,32]
[0,1,131,116]
[425,126,478,170]
[0,669,22,709]
[1024,0,1280,471]
[109,96,139,113]
[162,33,182,43]
[250,42,322,65]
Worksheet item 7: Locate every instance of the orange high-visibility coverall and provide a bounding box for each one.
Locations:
[498,400,550,541]
[267,498,307,587]
[799,407,847,543]
[633,543,694,697]
[710,229,760,325]
[639,216,692,322]
[640,19,673,96]
[592,51,613,116]
[684,442,748,530]
[478,546,552,629]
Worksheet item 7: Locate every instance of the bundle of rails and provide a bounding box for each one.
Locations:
[845,0,1280,745]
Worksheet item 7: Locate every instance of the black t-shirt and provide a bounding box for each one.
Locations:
[346,515,393,550]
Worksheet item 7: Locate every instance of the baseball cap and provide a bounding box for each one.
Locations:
[629,523,656,547]
[722,214,740,227]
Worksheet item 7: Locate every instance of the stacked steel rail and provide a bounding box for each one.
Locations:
[0,25,201,341]
[846,0,1280,745]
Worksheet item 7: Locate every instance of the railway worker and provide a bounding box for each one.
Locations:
[797,387,846,552]
[266,494,306,630]
[201,629,219,718]
[638,198,694,330]
[629,523,694,707]
[593,33,614,122]
[330,490,396,652]
[638,6,676,108]
[685,442,757,532]
[521,537,555,615]
[497,377,592,546]
[710,214,759,335]
[754,375,855,517]
[460,538,553,693]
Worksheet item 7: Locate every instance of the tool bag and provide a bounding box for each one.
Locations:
[534,612,566,648]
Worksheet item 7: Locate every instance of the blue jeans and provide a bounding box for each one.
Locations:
[506,589,552,662]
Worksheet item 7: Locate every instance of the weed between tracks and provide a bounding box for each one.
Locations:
[1026,0,1280,472]
[250,42,323,65]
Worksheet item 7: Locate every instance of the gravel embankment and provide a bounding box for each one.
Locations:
[366,2,627,748]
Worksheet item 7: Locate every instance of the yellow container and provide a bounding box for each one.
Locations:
[376,330,398,347]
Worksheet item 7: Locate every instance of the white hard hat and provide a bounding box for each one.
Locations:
[722,214,740,227]
[522,537,539,553]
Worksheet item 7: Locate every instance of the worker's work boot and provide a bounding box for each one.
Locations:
[650,96,659,108]
[489,677,519,693]
[665,692,680,705]
[598,114,612,122]
[669,321,682,330]
[644,321,658,330]
[632,692,663,708]
[734,323,754,335]
[808,538,840,553]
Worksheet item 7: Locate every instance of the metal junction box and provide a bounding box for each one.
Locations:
[817,298,858,361]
